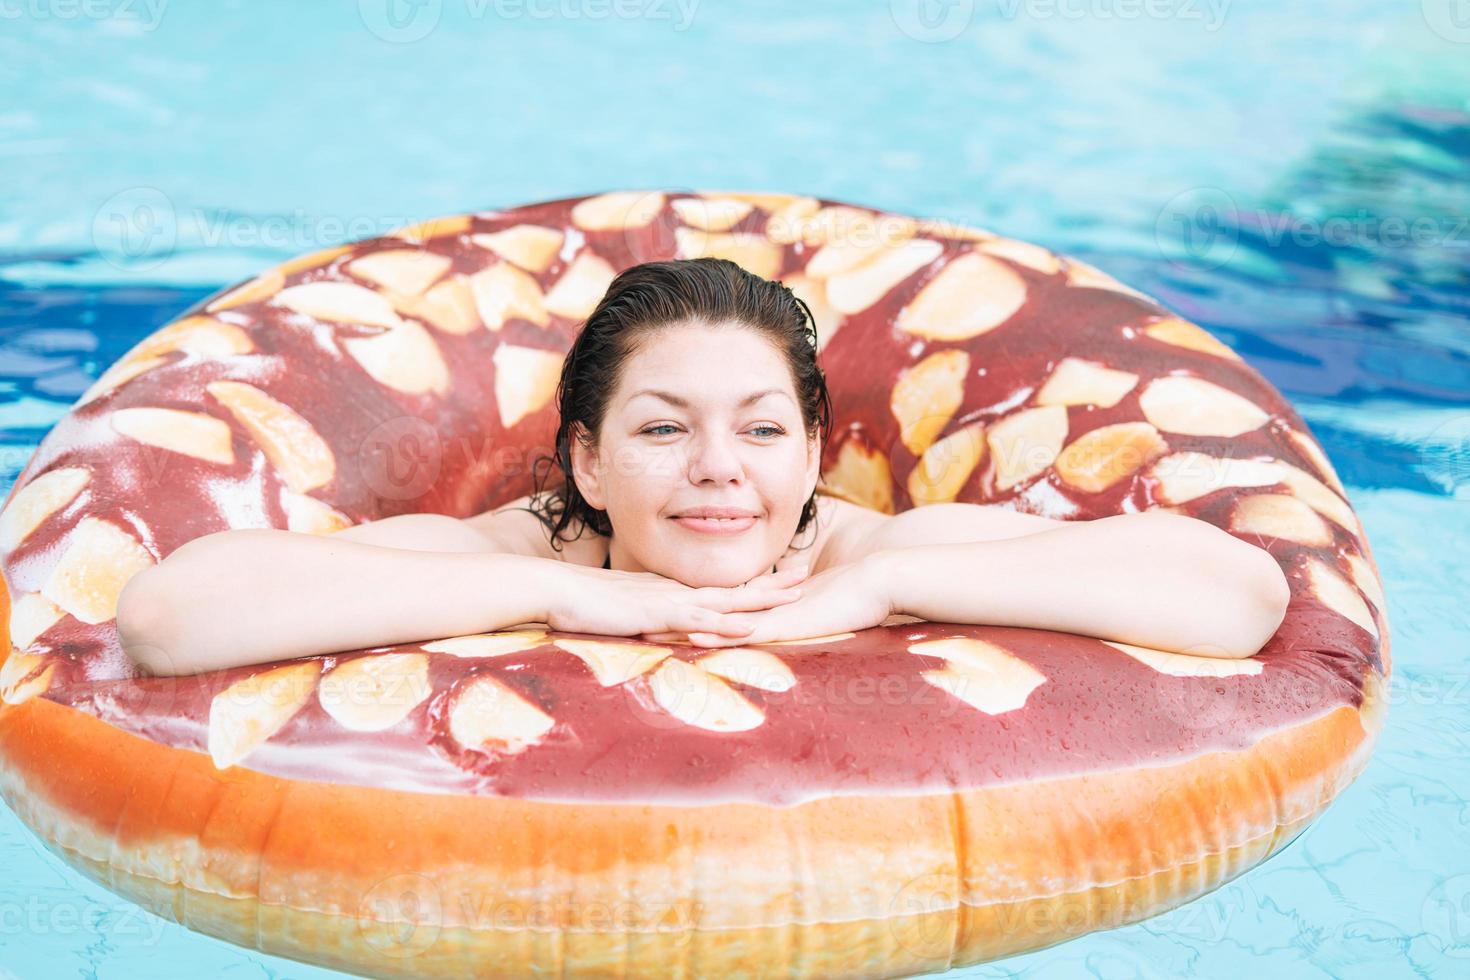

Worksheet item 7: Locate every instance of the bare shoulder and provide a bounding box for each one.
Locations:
[805,492,892,573]
[462,491,609,566]
[807,497,1076,571]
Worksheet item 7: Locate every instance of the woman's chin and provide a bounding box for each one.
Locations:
[663,559,765,590]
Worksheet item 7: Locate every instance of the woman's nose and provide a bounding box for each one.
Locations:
[685,434,745,484]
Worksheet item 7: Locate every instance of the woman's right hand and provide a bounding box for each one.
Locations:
[543,562,811,641]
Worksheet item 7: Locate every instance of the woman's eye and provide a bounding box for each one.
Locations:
[639,424,785,438]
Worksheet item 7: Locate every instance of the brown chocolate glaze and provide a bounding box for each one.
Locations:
[0,191,1386,806]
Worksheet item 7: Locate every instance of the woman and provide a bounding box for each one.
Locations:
[117,258,1291,677]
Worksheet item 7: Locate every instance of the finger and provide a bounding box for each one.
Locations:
[706,587,803,613]
[687,586,797,613]
[765,564,811,584]
[640,631,689,644]
[773,552,812,573]
[701,604,789,647]
[668,605,753,637]
[739,565,807,590]
[686,631,751,648]
[752,588,803,609]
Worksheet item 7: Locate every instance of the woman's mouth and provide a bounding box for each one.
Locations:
[671,515,758,535]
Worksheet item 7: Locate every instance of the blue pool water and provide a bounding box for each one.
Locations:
[2,2,1468,977]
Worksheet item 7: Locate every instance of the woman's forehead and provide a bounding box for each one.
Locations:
[627,325,783,367]
[616,340,796,409]
[623,386,794,411]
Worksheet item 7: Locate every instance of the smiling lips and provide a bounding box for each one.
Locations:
[671,507,759,535]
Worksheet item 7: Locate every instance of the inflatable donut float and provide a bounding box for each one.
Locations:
[0,190,1388,978]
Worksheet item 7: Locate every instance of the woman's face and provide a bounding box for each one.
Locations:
[570,322,821,587]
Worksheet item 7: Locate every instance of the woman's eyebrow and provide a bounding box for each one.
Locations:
[627,388,789,409]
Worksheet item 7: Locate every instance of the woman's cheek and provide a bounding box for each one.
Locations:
[647,446,689,484]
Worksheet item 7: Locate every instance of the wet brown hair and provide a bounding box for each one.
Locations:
[515,257,833,555]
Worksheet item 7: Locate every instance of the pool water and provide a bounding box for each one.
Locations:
[2,3,1468,977]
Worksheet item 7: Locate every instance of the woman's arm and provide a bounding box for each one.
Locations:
[326,512,499,552]
[116,528,555,677]
[819,500,1071,574]
[879,511,1291,659]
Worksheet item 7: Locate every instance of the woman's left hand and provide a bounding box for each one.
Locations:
[640,555,895,647]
